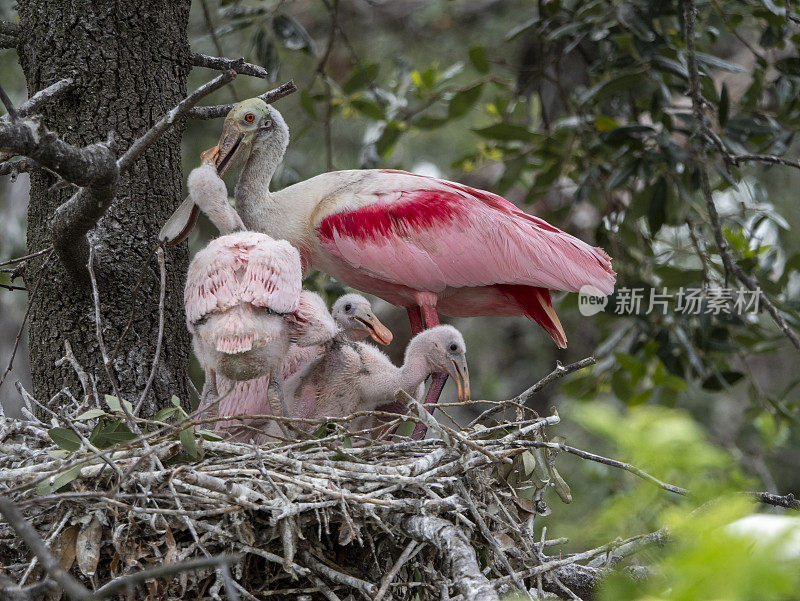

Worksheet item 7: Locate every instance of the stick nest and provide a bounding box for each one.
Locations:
[0,390,640,601]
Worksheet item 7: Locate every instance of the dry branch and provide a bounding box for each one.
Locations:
[187,81,298,119]
[190,54,269,79]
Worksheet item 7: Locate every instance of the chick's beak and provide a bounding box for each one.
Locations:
[213,119,246,175]
[354,308,394,345]
[445,356,470,402]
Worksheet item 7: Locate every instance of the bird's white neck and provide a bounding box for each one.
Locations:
[235,141,281,209]
[400,352,432,395]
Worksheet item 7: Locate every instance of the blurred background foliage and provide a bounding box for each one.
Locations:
[2,0,800,597]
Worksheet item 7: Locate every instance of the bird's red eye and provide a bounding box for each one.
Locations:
[243,112,256,124]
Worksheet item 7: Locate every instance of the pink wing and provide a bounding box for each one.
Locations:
[185,232,301,326]
[316,170,615,296]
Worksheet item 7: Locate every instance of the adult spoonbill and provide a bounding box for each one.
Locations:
[162,99,614,433]
[284,324,470,437]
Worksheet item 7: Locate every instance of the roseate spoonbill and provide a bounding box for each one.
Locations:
[284,324,470,436]
[161,99,614,434]
[184,163,306,432]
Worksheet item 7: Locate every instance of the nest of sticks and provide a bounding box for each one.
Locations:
[0,361,668,601]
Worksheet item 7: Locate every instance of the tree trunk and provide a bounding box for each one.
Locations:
[17,0,192,417]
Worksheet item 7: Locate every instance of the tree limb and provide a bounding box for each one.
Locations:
[0,120,116,186]
[190,53,269,79]
[399,515,499,601]
[0,20,18,38]
[188,80,297,119]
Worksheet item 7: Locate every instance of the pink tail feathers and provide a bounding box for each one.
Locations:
[497,285,568,349]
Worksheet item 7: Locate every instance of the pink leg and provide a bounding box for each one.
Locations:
[411,305,447,440]
[406,306,424,336]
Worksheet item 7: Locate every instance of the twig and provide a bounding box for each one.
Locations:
[729,153,800,171]
[468,357,596,427]
[0,250,53,394]
[0,246,53,267]
[682,0,800,351]
[92,554,239,600]
[0,82,18,121]
[190,53,269,79]
[87,245,129,429]
[503,440,687,496]
[753,491,800,510]
[188,80,298,119]
[299,550,377,600]
[0,495,91,601]
[373,541,420,601]
[198,0,239,103]
[135,247,166,416]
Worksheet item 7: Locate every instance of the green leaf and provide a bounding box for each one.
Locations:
[46,449,71,460]
[375,122,404,158]
[472,123,532,141]
[299,90,316,118]
[448,84,483,119]
[651,55,688,79]
[719,82,729,127]
[468,46,489,73]
[179,427,200,459]
[696,52,745,72]
[648,178,668,235]
[171,395,182,408]
[350,98,385,120]
[154,407,178,422]
[197,429,223,441]
[37,465,82,495]
[89,419,137,449]
[104,394,133,416]
[578,71,643,105]
[76,409,107,421]
[48,428,81,452]
[394,420,415,438]
[272,14,313,52]
[595,116,618,131]
[413,115,449,130]
[342,64,379,94]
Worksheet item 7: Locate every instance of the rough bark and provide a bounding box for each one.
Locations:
[17,0,192,416]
